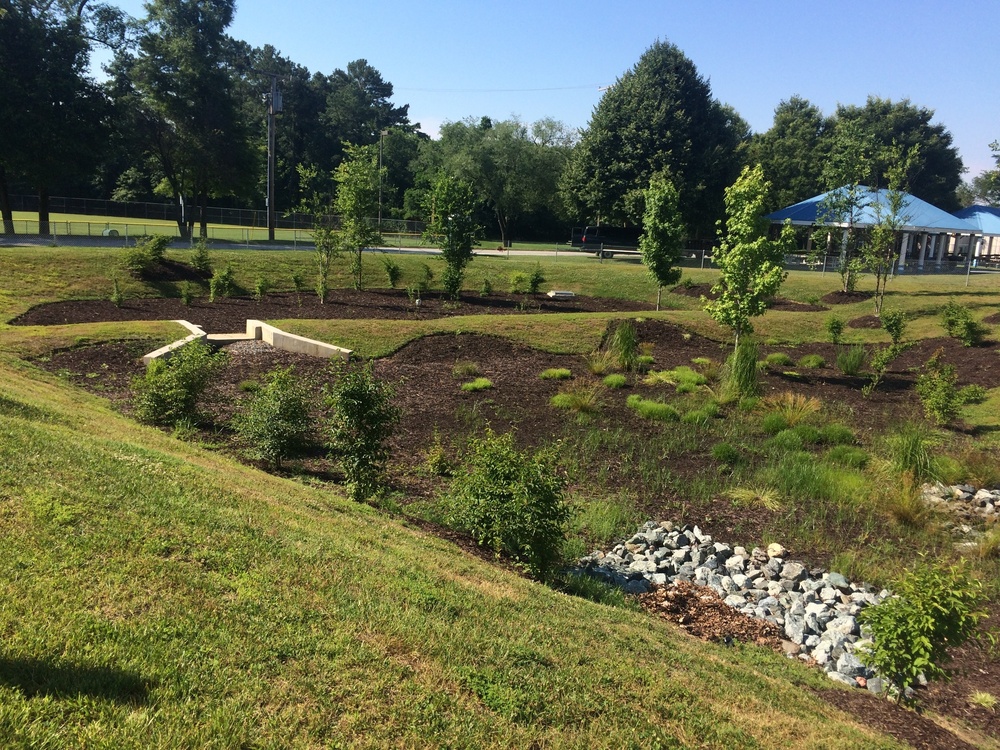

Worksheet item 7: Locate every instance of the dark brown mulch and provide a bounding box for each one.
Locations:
[984,312,1000,325]
[670,282,825,311]
[822,290,874,304]
[9,289,654,333]
[849,314,883,329]
[638,581,784,647]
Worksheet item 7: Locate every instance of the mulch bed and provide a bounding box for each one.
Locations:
[823,290,874,305]
[849,314,884,329]
[10,289,654,334]
[20,290,1000,749]
[670,282,826,311]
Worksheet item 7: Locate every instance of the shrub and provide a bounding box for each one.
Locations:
[819,423,855,445]
[461,378,493,392]
[209,265,234,302]
[721,338,759,400]
[381,256,402,288]
[423,427,453,477]
[110,277,124,308]
[508,270,530,294]
[797,354,826,369]
[452,361,480,379]
[862,343,906,398]
[764,352,794,367]
[131,340,225,427]
[826,316,845,345]
[942,300,986,346]
[761,412,789,435]
[549,383,601,414]
[763,391,821,426]
[418,263,434,293]
[603,373,627,389]
[232,366,312,470]
[836,344,866,376]
[291,272,305,305]
[915,351,960,426]
[446,431,569,579]
[479,277,493,296]
[625,394,680,422]
[825,445,869,469]
[325,362,401,502]
[608,321,640,372]
[859,559,986,702]
[539,368,572,380]
[711,442,742,466]
[190,239,212,275]
[958,384,988,405]
[179,281,194,306]
[253,275,272,302]
[885,423,941,481]
[880,309,907,346]
[441,264,464,299]
[122,235,170,278]
[769,429,804,452]
[528,263,545,294]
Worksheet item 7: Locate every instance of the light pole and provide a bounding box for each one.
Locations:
[378,129,388,233]
[255,71,283,242]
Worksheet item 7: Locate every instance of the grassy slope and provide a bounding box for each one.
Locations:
[0,363,902,748]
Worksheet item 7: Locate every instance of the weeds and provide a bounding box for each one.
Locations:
[721,338,759,400]
[608,321,640,372]
[884,423,941,481]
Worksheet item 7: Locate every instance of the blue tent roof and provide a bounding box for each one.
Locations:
[954,205,1000,236]
[767,186,977,233]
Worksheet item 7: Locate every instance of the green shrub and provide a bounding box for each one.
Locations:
[942,300,986,346]
[479,277,493,296]
[550,384,601,414]
[447,431,569,579]
[423,427,453,477]
[859,560,986,702]
[797,354,825,369]
[915,351,960,426]
[880,309,907,345]
[461,378,493,392]
[608,321,640,372]
[508,270,530,294]
[122,235,170,278]
[291,272,305,305]
[625,394,680,422]
[381,256,402,288]
[131,340,225,427]
[711,442,742,466]
[602,373,627,389]
[190,239,212,275]
[764,352,794,367]
[232,366,312,470]
[836,344,866,376]
[110,277,124,308]
[418,263,434,293]
[862,343,905,398]
[441,264,464,300]
[722,338,760,400]
[539,368,572,380]
[958,384,988,405]
[885,423,941,481]
[209,265,234,302]
[528,263,545,294]
[761,412,789,435]
[826,316,845,345]
[819,423,855,445]
[179,281,194,306]
[325,362,401,502]
[452,361,480,379]
[825,445,869,469]
[253,275,272,302]
[769,429,804,452]
[791,423,822,444]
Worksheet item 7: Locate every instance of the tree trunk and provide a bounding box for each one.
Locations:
[496,211,508,248]
[0,165,14,235]
[198,191,208,239]
[656,285,662,311]
[175,192,190,241]
[38,187,50,236]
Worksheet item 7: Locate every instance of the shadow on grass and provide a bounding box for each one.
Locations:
[0,657,153,704]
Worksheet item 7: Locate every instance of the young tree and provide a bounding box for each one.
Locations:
[296,163,338,303]
[423,174,482,299]
[639,174,685,310]
[325,362,400,503]
[862,144,918,317]
[705,165,794,348]
[334,143,383,290]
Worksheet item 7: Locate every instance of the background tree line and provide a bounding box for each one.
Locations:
[2,4,992,244]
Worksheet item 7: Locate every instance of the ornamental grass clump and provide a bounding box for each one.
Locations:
[539,368,572,380]
[836,344,866,376]
[550,383,601,415]
[461,378,493,393]
[626,394,680,422]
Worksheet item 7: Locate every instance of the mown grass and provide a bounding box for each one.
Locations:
[0,361,905,748]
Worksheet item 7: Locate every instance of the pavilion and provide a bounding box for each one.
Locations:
[954,205,1000,265]
[766,187,982,271]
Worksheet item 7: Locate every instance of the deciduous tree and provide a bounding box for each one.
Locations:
[333,143,382,290]
[639,174,685,310]
[423,174,482,298]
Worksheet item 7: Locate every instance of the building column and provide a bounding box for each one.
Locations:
[917,233,928,270]
[897,232,912,272]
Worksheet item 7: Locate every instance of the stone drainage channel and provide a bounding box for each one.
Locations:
[577,482,1000,694]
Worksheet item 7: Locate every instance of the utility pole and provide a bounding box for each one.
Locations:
[378,129,388,233]
[254,70,283,242]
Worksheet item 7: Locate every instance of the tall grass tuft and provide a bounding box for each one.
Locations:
[550,383,602,414]
[836,345,866,376]
[721,338,759,400]
[608,321,640,372]
[884,423,941,481]
[763,392,821,426]
[626,394,680,422]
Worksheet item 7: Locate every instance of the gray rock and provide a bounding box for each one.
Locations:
[785,616,806,644]
[826,615,858,636]
[827,671,856,687]
[731,573,749,590]
[826,572,850,590]
[767,542,787,558]
[780,562,808,582]
[866,676,884,696]
[624,579,650,594]
[724,594,746,608]
[835,652,866,679]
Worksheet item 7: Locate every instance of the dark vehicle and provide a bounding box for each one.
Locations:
[569,226,584,247]
[579,225,641,258]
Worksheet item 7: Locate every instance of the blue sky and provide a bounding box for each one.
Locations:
[105,0,999,177]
